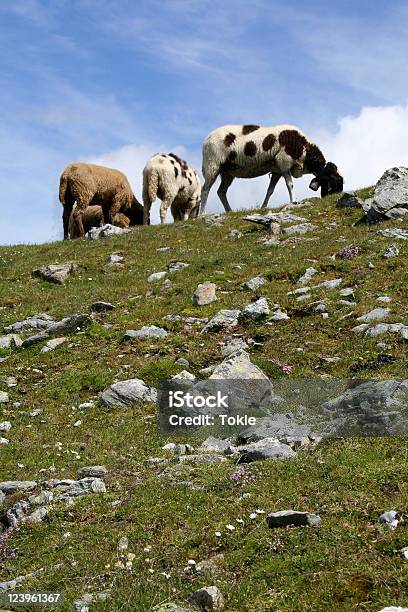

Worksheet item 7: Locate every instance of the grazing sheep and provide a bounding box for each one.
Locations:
[200,124,343,213]
[309,162,344,197]
[142,153,201,224]
[59,162,141,238]
[68,198,144,238]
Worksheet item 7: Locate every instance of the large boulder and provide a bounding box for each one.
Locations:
[365,167,408,222]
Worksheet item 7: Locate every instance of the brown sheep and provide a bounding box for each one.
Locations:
[59,162,142,239]
[68,200,145,239]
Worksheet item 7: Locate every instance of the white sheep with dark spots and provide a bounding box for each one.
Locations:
[200,124,343,213]
[142,153,201,224]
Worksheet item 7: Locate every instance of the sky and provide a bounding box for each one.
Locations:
[1,0,408,244]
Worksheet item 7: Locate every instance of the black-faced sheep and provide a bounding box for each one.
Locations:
[142,153,201,224]
[59,162,142,238]
[309,162,344,197]
[200,124,343,213]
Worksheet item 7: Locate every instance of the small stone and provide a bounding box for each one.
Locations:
[377,296,392,303]
[384,244,400,258]
[336,192,362,208]
[228,229,242,238]
[168,262,189,272]
[0,437,9,445]
[368,262,375,269]
[357,308,390,323]
[193,282,217,306]
[314,278,342,289]
[339,288,354,297]
[237,438,295,463]
[337,300,357,306]
[87,224,130,240]
[314,303,327,313]
[77,466,108,479]
[175,357,189,367]
[201,310,241,333]
[297,267,317,285]
[243,275,267,291]
[0,421,11,432]
[0,334,22,349]
[41,337,67,353]
[31,263,76,285]
[242,297,269,321]
[379,228,408,240]
[107,253,124,264]
[379,510,399,530]
[188,586,225,611]
[210,349,268,380]
[198,437,230,454]
[0,391,9,404]
[91,301,115,312]
[0,480,37,494]
[178,454,227,465]
[171,370,196,381]
[148,271,167,282]
[270,308,290,321]
[283,223,317,236]
[26,506,48,524]
[124,326,169,339]
[78,401,95,410]
[266,510,321,528]
[221,337,248,357]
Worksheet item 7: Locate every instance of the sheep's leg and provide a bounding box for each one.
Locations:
[217,173,234,212]
[62,205,72,240]
[261,173,281,209]
[72,197,92,238]
[159,196,173,224]
[283,172,294,203]
[200,171,218,214]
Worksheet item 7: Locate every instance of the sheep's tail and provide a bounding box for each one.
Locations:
[142,166,159,208]
[202,137,220,181]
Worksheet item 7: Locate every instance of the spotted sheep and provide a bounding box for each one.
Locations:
[200,124,343,213]
[142,153,201,224]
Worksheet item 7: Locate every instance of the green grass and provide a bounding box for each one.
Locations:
[0,190,408,611]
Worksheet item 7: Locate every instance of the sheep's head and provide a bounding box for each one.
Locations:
[309,162,343,197]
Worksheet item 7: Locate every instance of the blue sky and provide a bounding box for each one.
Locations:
[1,0,408,244]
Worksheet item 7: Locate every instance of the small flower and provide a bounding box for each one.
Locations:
[187,559,196,565]
[215,531,222,537]
[249,512,257,519]
[226,524,235,531]
[236,518,244,525]
[256,509,265,514]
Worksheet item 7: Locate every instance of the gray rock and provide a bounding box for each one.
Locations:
[91,301,115,312]
[171,370,196,381]
[238,415,312,444]
[143,457,171,467]
[31,263,76,285]
[0,421,11,432]
[0,568,45,591]
[107,253,124,264]
[164,314,208,326]
[209,350,268,380]
[365,167,408,222]
[351,323,370,333]
[221,337,248,357]
[53,477,106,501]
[198,436,230,454]
[26,506,48,524]
[168,261,189,272]
[0,334,22,348]
[179,454,227,465]
[148,271,167,282]
[266,510,321,528]
[201,309,241,333]
[365,323,408,338]
[314,278,343,289]
[22,313,91,346]
[297,267,318,285]
[175,357,190,367]
[0,490,5,508]
[237,438,295,462]
[296,293,312,302]
[243,212,306,226]
[271,308,290,321]
[336,192,363,208]
[228,229,242,238]
[188,586,225,611]
[100,378,157,407]
[193,282,217,306]
[339,288,354,297]
[378,607,408,612]
[314,303,327,313]
[87,223,130,239]
[77,466,108,479]
[0,392,9,404]
[283,223,317,236]
[357,308,390,323]
[204,213,224,226]
[5,313,54,333]
[337,300,357,307]
[288,286,310,296]
[0,437,9,445]
[379,228,408,240]
[243,275,267,291]
[41,337,67,353]
[379,510,399,528]
[22,332,50,348]
[384,244,400,258]
[74,590,111,610]
[242,297,269,321]
[28,491,54,505]
[124,325,169,339]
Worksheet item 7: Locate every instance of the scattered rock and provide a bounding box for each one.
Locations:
[364,323,408,339]
[336,192,363,208]
[0,481,37,494]
[188,586,225,611]
[5,313,54,333]
[107,253,124,264]
[201,310,241,333]
[22,313,91,347]
[193,282,217,306]
[339,288,354,297]
[228,229,242,238]
[198,437,230,454]
[357,308,390,323]
[124,326,169,339]
[365,167,408,223]
[0,421,11,432]
[266,510,321,528]
[0,568,45,591]
[0,490,5,508]
[0,391,9,404]
[77,466,108,479]
[377,296,392,303]
[26,506,48,524]
[172,370,196,381]
[209,350,268,380]
[379,228,408,240]
[41,337,67,353]
[384,244,400,258]
[175,357,190,368]
[221,337,248,357]
[242,297,269,321]
[204,213,224,227]
[148,271,167,282]
[237,438,295,463]
[243,275,267,291]
[0,334,22,349]
[168,262,189,272]
[379,510,399,530]
[297,267,317,285]
[314,303,327,313]
[87,224,130,239]
[314,278,342,289]
[164,315,208,326]
[91,301,115,312]
[153,604,190,612]
[100,378,157,407]
[179,454,227,465]
[271,308,290,321]
[31,263,76,285]
[243,212,306,226]
[283,223,317,236]
[51,477,106,502]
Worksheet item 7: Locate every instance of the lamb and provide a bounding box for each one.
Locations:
[200,124,343,213]
[68,205,143,238]
[142,153,201,224]
[59,162,142,239]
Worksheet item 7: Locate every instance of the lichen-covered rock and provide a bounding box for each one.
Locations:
[193,281,217,306]
[201,310,241,333]
[365,167,408,222]
[31,263,77,284]
[100,378,157,407]
[266,510,321,528]
[188,586,225,611]
[243,275,266,291]
[209,350,267,380]
[87,224,130,239]
[237,438,295,462]
[242,297,269,321]
[124,326,169,339]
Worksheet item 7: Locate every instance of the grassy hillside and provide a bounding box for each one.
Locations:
[0,190,407,611]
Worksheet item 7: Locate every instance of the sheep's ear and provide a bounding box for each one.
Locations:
[309,178,320,191]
